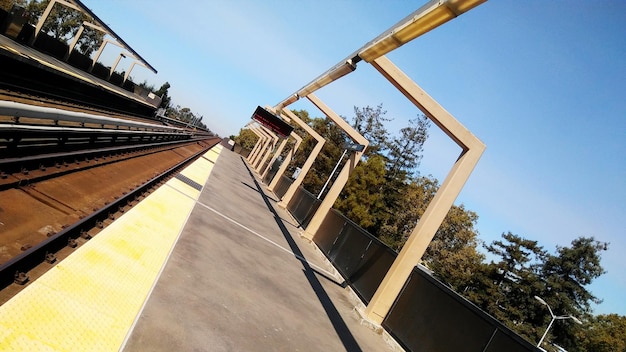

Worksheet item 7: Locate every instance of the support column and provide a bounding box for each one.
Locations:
[301,94,368,239]
[65,21,107,61]
[277,109,325,208]
[247,126,265,163]
[32,0,81,45]
[268,132,302,192]
[249,126,269,166]
[252,126,274,171]
[254,126,278,172]
[363,55,485,324]
[261,137,287,180]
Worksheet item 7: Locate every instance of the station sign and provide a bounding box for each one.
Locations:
[251,106,293,138]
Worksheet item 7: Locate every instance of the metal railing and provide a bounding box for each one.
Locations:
[260,170,539,351]
[383,267,539,352]
[286,186,321,228]
[306,203,540,351]
[273,175,293,199]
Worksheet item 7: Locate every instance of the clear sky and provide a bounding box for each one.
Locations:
[85,0,626,316]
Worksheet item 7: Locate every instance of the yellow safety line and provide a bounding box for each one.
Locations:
[0,145,222,351]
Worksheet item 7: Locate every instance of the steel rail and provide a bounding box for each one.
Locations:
[0,124,188,135]
[0,138,204,167]
[0,101,183,133]
[0,138,211,191]
[0,137,220,290]
[0,83,154,120]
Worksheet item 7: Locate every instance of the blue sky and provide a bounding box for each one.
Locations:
[85,0,625,316]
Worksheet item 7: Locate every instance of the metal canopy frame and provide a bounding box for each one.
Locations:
[267,0,488,325]
[32,0,157,74]
[274,108,325,209]
[267,131,303,192]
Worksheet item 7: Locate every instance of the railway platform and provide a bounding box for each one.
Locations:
[0,34,159,116]
[0,144,397,351]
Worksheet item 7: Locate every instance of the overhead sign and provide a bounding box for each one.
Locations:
[251,106,293,138]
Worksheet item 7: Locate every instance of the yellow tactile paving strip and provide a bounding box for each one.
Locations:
[0,145,222,351]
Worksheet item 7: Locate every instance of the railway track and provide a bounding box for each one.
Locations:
[0,88,153,123]
[0,95,220,303]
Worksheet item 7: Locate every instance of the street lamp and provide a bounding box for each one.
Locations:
[316,142,365,199]
[534,296,583,348]
[109,53,126,79]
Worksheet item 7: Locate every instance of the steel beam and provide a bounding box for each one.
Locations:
[363,55,485,324]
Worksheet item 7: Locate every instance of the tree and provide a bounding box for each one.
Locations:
[540,237,608,349]
[577,314,626,352]
[465,233,547,340]
[460,234,609,349]
[373,115,430,233]
[351,104,391,156]
[286,112,347,196]
[334,155,387,229]
[484,232,546,288]
[26,0,103,56]
[1,0,26,11]
[154,82,172,110]
[386,115,430,180]
[425,205,485,293]
[75,24,103,57]
[377,176,438,250]
[232,128,259,150]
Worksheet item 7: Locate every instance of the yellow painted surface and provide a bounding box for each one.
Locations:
[0,146,221,351]
[208,144,223,157]
[179,152,217,189]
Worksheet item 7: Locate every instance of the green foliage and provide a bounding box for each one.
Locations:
[539,237,608,349]
[26,0,103,56]
[334,155,387,229]
[576,314,626,352]
[1,0,26,11]
[277,106,617,350]
[74,25,103,57]
[376,176,437,250]
[386,116,430,180]
[352,104,391,156]
[425,204,485,292]
[285,110,347,196]
[460,234,610,350]
[232,128,259,150]
[137,80,155,93]
[154,82,172,110]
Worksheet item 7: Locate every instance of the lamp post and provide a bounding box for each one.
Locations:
[316,143,365,199]
[534,296,583,348]
[109,53,126,79]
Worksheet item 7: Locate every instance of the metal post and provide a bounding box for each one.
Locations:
[276,109,325,208]
[317,149,347,199]
[537,317,555,348]
[268,132,302,192]
[363,56,485,324]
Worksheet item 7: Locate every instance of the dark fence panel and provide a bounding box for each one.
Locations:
[314,209,395,303]
[310,208,538,351]
[232,144,251,158]
[68,50,92,71]
[314,209,346,253]
[383,267,539,352]
[286,186,321,228]
[262,158,282,185]
[350,244,396,303]
[0,9,8,34]
[273,176,293,199]
[484,330,539,352]
[33,32,68,60]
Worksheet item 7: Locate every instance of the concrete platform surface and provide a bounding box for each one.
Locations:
[122,148,398,352]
